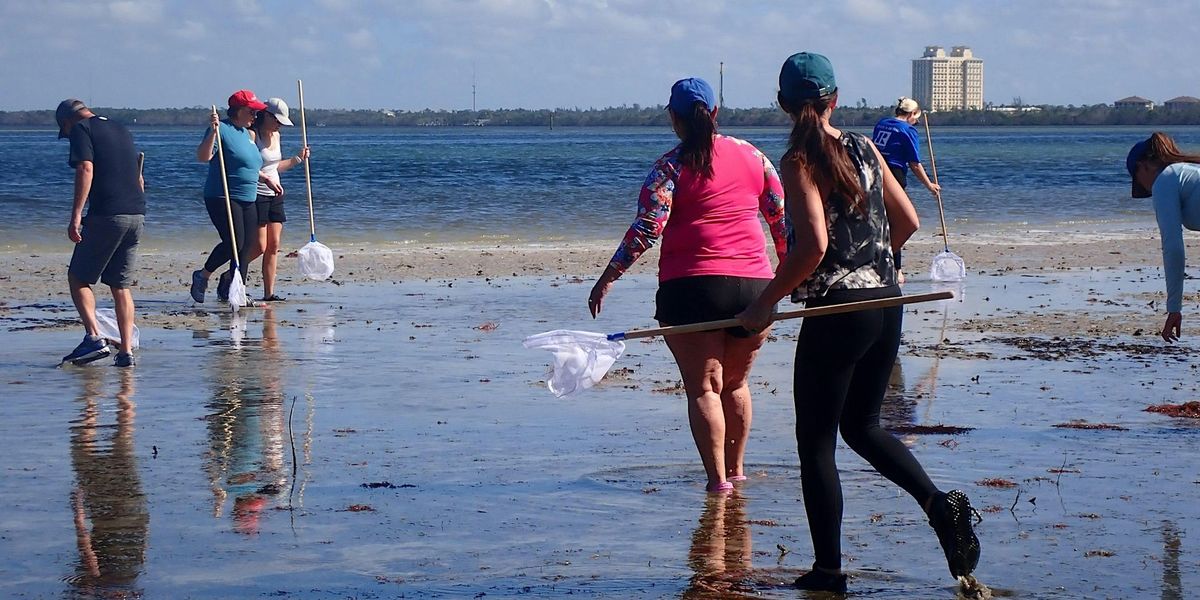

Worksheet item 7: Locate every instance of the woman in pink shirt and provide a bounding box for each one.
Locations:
[588,78,789,494]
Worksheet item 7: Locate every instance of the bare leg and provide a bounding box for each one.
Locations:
[665,331,727,490]
[719,328,769,479]
[246,224,267,264]
[110,286,135,355]
[68,272,100,337]
[263,222,282,297]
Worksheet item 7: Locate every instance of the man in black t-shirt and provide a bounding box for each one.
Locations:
[56,99,146,367]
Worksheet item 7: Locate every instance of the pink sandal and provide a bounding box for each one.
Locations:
[707,481,734,493]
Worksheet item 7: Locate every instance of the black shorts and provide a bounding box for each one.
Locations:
[256,194,286,225]
[654,275,770,338]
[888,164,908,189]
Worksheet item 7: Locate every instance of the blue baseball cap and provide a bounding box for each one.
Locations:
[1126,138,1151,198]
[779,52,837,102]
[668,78,716,115]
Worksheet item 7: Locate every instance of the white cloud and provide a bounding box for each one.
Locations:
[172,20,206,41]
[346,28,375,50]
[843,0,890,23]
[108,0,163,24]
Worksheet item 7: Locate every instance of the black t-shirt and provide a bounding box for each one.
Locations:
[68,116,146,216]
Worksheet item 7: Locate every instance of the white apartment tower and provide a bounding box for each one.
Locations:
[912,46,984,111]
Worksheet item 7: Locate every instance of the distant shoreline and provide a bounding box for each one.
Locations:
[6,105,1200,128]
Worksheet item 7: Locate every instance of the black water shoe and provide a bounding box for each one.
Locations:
[928,489,982,577]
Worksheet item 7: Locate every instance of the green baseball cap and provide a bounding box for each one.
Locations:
[779,52,837,102]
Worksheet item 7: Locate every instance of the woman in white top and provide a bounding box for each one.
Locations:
[248,98,309,301]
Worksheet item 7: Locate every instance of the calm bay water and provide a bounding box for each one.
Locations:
[3,124,1198,250]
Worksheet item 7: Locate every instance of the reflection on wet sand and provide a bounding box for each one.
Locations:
[683,491,755,599]
[1162,521,1183,600]
[68,368,148,597]
[885,304,952,431]
[204,308,289,534]
[883,358,916,428]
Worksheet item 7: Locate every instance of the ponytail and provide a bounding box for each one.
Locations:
[778,91,864,212]
[1144,131,1200,167]
[675,103,716,179]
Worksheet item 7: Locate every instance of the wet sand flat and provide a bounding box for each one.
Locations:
[2,237,1200,598]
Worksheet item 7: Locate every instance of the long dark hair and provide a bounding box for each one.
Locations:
[778,91,863,212]
[674,103,716,179]
[1143,131,1200,167]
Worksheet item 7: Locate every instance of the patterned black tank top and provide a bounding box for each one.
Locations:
[791,131,896,301]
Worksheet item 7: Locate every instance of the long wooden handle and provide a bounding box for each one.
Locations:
[923,113,950,252]
[611,290,954,341]
[212,105,239,267]
[298,79,316,241]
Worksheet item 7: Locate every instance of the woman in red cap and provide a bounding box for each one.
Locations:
[1127,132,1200,341]
[189,90,268,304]
[588,77,789,495]
[739,52,979,592]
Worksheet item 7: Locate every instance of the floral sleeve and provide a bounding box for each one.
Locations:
[607,152,680,274]
[757,149,790,265]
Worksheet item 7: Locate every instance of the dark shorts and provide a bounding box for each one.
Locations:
[256,194,286,225]
[888,164,908,189]
[654,275,770,338]
[887,165,907,270]
[68,214,144,288]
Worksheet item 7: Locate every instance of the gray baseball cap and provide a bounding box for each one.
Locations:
[56,99,87,138]
[265,97,293,126]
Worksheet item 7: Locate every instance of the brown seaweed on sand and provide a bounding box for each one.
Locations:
[888,424,974,435]
[1053,420,1129,431]
[976,478,1019,488]
[1145,401,1200,419]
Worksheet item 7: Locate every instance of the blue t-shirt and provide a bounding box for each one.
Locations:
[1152,162,1200,312]
[871,117,921,173]
[203,121,262,202]
[67,116,146,216]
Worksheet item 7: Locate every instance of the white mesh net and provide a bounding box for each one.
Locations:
[299,241,335,281]
[523,330,626,397]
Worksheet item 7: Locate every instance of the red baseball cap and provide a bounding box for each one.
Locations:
[228,90,268,111]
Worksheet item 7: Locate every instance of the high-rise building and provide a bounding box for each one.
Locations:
[912,46,984,111]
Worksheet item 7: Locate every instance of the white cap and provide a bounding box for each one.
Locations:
[265,97,293,126]
[896,97,921,116]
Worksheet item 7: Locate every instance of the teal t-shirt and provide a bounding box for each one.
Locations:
[203,121,262,202]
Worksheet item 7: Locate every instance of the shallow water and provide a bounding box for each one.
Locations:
[5,125,1199,252]
[2,270,1199,598]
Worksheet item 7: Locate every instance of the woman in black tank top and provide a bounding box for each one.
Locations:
[737,52,982,593]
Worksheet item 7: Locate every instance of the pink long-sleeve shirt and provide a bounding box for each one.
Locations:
[608,135,788,282]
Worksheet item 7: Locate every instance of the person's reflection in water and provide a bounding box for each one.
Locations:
[205,307,289,535]
[69,368,148,597]
[683,490,754,599]
[1162,520,1183,600]
[880,358,916,429]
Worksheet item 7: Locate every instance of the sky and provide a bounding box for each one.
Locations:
[4,0,1199,111]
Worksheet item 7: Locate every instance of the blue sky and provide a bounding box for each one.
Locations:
[4,0,1198,111]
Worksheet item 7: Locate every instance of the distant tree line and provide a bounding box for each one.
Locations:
[4,104,1200,127]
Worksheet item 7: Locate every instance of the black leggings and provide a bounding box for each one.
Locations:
[203,196,256,280]
[793,285,938,570]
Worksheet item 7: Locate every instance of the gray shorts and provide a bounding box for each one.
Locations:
[69,214,144,288]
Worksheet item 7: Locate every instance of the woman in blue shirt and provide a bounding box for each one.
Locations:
[1127,132,1200,342]
[189,90,268,304]
[872,98,941,283]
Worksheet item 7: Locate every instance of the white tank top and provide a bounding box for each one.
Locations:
[256,134,282,197]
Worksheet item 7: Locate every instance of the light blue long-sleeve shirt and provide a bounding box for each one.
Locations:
[1152,162,1200,312]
